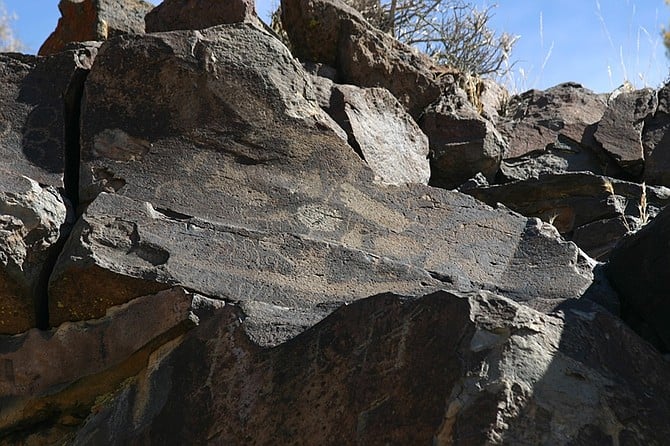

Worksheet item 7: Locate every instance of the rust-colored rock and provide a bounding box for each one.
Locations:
[39,0,153,56]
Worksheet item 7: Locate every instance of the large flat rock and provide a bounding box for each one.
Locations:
[50,24,594,344]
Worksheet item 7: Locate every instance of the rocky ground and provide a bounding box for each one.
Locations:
[1,0,669,444]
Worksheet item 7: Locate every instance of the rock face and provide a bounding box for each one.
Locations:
[464,172,670,260]
[606,204,670,351]
[36,290,670,445]
[49,24,595,344]
[145,0,259,32]
[326,84,431,185]
[39,0,153,56]
[0,46,96,333]
[643,83,670,186]
[3,0,670,443]
[280,0,442,117]
[594,88,657,179]
[421,88,505,189]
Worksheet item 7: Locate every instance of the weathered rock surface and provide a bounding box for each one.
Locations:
[606,204,670,352]
[47,24,594,345]
[421,88,505,189]
[464,172,670,260]
[594,87,657,179]
[327,84,431,185]
[46,290,670,445]
[0,175,67,334]
[281,0,442,117]
[0,45,97,189]
[0,287,218,444]
[145,0,259,32]
[500,82,607,159]
[39,0,153,56]
[643,83,670,186]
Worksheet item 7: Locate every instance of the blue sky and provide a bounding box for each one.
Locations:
[3,0,669,94]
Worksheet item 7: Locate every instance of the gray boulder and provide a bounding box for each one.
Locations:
[420,88,505,189]
[57,290,670,445]
[643,83,670,186]
[145,0,260,32]
[48,24,594,344]
[280,0,442,117]
[594,87,657,179]
[327,84,431,185]
[606,203,670,351]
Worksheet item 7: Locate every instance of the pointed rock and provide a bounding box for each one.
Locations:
[145,0,260,32]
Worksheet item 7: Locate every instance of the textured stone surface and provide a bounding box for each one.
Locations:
[327,84,430,185]
[39,0,153,56]
[49,290,670,445]
[281,0,442,117]
[421,88,505,189]
[501,83,607,159]
[49,24,594,344]
[606,204,670,351]
[0,175,67,334]
[145,0,259,32]
[464,172,670,260]
[0,287,216,444]
[643,83,670,186]
[0,45,98,189]
[594,88,657,179]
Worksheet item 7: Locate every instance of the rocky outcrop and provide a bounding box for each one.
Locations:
[594,87,657,179]
[145,0,259,32]
[421,87,505,189]
[280,0,442,117]
[326,84,431,185]
[38,0,153,56]
[32,290,670,445]
[0,45,96,333]
[500,83,607,159]
[606,204,670,351]
[643,83,670,186]
[49,24,594,345]
[464,172,670,260]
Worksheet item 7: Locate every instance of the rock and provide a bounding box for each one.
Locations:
[280,0,442,117]
[500,83,608,159]
[39,0,153,56]
[465,172,670,260]
[145,0,259,32]
[0,45,98,190]
[643,83,670,186]
[606,204,670,351]
[48,24,594,344]
[50,290,670,445]
[0,287,215,443]
[594,88,657,179]
[327,84,430,185]
[478,77,509,121]
[0,175,67,334]
[420,89,505,189]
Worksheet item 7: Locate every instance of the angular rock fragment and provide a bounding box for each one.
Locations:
[606,204,670,351]
[594,87,657,179]
[421,88,505,189]
[60,290,670,445]
[500,82,607,159]
[39,0,153,55]
[465,172,670,260]
[0,287,215,443]
[145,0,260,32]
[280,0,442,117]
[327,84,430,185]
[643,83,670,186]
[0,175,67,334]
[49,24,594,343]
